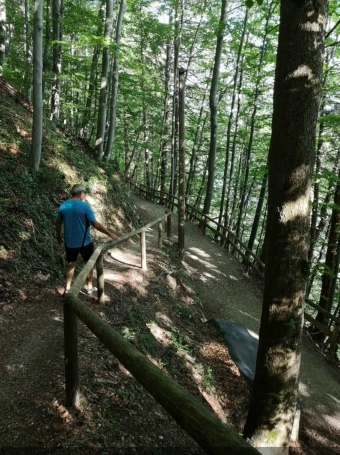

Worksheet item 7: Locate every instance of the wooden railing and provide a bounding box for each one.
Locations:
[63,212,259,455]
[129,181,340,360]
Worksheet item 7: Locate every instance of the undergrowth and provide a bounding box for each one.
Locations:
[0,79,138,278]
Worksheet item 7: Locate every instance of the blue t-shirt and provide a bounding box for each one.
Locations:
[56,199,96,248]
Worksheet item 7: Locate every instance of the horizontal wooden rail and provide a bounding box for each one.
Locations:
[129,180,340,357]
[129,181,263,276]
[63,294,259,455]
[69,211,171,302]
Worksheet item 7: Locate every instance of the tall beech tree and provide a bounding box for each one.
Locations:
[31,0,43,172]
[0,0,6,76]
[243,0,327,453]
[201,0,228,225]
[95,0,114,161]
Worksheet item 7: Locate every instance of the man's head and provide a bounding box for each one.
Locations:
[71,184,87,197]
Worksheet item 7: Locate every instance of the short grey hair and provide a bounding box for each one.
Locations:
[71,184,86,195]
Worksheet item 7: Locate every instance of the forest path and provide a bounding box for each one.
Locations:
[133,194,340,452]
[0,192,339,454]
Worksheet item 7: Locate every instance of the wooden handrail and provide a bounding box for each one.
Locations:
[63,211,260,454]
[129,180,340,356]
[63,294,259,454]
[68,212,171,302]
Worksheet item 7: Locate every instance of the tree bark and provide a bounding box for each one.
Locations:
[30,0,43,172]
[243,0,327,452]
[95,0,114,160]
[104,0,126,161]
[0,0,6,76]
[201,0,227,225]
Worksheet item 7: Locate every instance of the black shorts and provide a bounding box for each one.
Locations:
[65,242,94,263]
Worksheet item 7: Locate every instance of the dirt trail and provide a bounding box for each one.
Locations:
[0,193,339,453]
[134,194,340,452]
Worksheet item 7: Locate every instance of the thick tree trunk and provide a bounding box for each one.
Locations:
[243,0,327,453]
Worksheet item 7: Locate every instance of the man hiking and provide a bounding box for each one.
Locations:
[56,184,119,295]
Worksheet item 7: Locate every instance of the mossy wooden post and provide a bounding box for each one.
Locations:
[140,231,147,270]
[328,321,339,361]
[63,299,80,407]
[158,221,162,248]
[66,298,260,455]
[166,212,171,238]
[96,253,105,304]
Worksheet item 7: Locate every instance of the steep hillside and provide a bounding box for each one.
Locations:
[0,77,137,281]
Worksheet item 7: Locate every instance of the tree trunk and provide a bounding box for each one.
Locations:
[201,0,227,225]
[50,0,63,120]
[311,161,340,340]
[243,0,327,453]
[0,0,6,76]
[217,8,248,239]
[31,0,43,172]
[104,0,126,161]
[178,68,186,260]
[95,0,113,160]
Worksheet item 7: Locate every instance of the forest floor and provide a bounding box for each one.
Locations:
[0,193,339,455]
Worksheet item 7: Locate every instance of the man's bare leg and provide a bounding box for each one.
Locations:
[85,261,94,290]
[65,261,76,291]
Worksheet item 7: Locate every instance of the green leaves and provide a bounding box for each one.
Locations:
[245,0,264,7]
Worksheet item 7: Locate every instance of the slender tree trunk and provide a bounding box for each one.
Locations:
[104,0,126,161]
[169,1,183,206]
[178,68,186,259]
[0,0,6,76]
[311,159,340,339]
[31,0,43,172]
[245,169,268,264]
[235,2,274,240]
[201,0,228,226]
[42,0,51,96]
[95,0,113,160]
[159,38,172,205]
[243,0,327,452]
[217,9,248,238]
[80,1,105,140]
[50,0,63,121]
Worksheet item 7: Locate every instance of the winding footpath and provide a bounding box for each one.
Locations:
[134,194,340,453]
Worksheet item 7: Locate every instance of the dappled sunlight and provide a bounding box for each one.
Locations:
[147,321,173,347]
[104,268,148,296]
[236,309,260,323]
[299,381,310,398]
[323,411,340,428]
[187,247,211,259]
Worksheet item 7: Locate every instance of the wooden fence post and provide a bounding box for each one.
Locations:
[166,213,171,238]
[64,300,80,407]
[328,322,340,361]
[140,231,147,270]
[158,221,162,249]
[96,253,105,304]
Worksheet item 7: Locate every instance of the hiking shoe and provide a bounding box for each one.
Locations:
[87,286,97,295]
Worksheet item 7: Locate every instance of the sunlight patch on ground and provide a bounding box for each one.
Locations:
[147,321,172,346]
[187,247,211,259]
[299,381,311,397]
[326,394,340,406]
[236,310,260,322]
[323,411,340,429]
[104,269,147,296]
